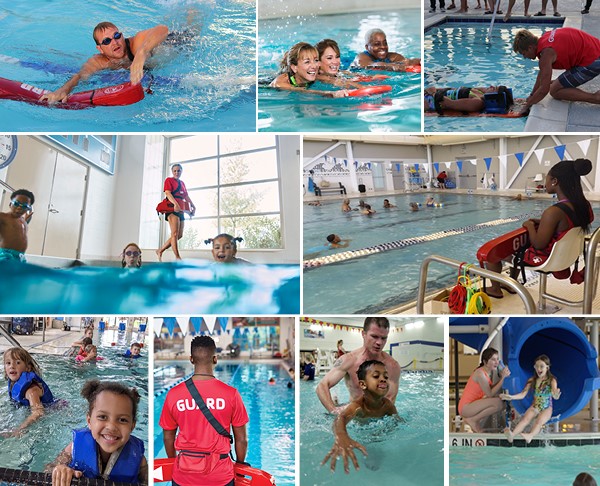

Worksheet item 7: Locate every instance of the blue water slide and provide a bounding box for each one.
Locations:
[450,317,600,421]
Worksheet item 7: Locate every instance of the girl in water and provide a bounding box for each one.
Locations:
[121,242,142,268]
[205,234,251,264]
[315,39,364,88]
[49,380,147,485]
[270,42,351,98]
[501,354,560,443]
[3,347,55,437]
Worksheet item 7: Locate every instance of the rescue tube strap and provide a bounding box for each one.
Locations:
[303,211,541,269]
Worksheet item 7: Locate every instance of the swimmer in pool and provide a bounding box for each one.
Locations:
[315,39,364,89]
[326,234,351,249]
[409,202,419,211]
[270,42,352,98]
[383,199,396,208]
[316,317,401,414]
[350,28,421,72]
[205,234,251,264]
[40,22,169,104]
[321,360,398,473]
[361,204,376,215]
[426,197,435,207]
[0,189,34,263]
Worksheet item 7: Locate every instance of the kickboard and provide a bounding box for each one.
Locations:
[0,76,144,109]
[425,100,529,118]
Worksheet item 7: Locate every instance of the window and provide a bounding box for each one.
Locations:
[164,135,282,250]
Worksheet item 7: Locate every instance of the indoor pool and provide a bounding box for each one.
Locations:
[0,347,148,475]
[450,445,600,485]
[424,20,562,132]
[0,0,255,132]
[154,361,295,486]
[300,372,443,485]
[0,261,300,314]
[258,10,421,132]
[303,194,600,314]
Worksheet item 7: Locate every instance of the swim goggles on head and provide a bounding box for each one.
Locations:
[10,199,32,211]
[99,31,123,46]
[125,250,141,257]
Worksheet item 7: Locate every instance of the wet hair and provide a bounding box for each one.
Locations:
[130,342,141,349]
[513,29,539,54]
[10,189,34,205]
[364,204,372,210]
[81,337,93,347]
[573,473,597,486]
[365,28,386,45]
[357,359,385,381]
[93,22,118,45]
[479,347,498,368]
[204,234,243,248]
[3,347,41,379]
[527,354,555,388]
[279,42,318,74]
[121,242,142,268]
[82,379,140,421]
[191,335,217,362]
[315,38,341,59]
[326,234,336,243]
[85,344,97,354]
[548,159,593,232]
[363,317,390,332]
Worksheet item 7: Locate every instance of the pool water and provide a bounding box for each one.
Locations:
[0,0,256,131]
[303,194,600,314]
[300,372,444,485]
[0,261,300,314]
[154,361,295,486]
[258,10,421,132]
[424,21,561,132]
[0,344,148,474]
[451,445,600,485]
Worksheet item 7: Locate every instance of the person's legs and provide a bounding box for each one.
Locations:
[485,261,504,297]
[166,213,182,260]
[552,67,600,104]
[507,407,537,440]
[503,0,516,20]
[551,0,559,14]
[461,397,503,432]
[430,0,437,11]
[521,407,553,443]
[441,96,486,112]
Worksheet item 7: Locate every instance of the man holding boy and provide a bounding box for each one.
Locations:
[316,317,401,414]
[160,336,248,486]
[0,189,34,262]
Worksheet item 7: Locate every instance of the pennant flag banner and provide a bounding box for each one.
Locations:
[354,161,358,168]
[344,159,348,167]
[554,145,566,160]
[515,152,524,166]
[190,317,203,334]
[153,318,163,336]
[367,163,371,169]
[415,163,419,171]
[578,139,591,156]
[433,162,439,173]
[163,317,177,336]
[499,154,507,165]
[534,149,544,163]
[179,316,192,336]
[217,317,229,331]
[456,161,463,172]
[469,159,477,166]
[206,317,217,333]
[444,161,452,169]
[484,157,492,171]
[396,163,401,172]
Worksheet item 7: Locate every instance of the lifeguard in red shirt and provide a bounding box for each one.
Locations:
[160,336,249,486]
[513,27,600,108]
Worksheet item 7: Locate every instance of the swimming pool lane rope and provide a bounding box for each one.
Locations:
[303,211,541,269]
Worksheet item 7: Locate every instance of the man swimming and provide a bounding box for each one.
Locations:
[351,28,420,72]
[40,22,168,104]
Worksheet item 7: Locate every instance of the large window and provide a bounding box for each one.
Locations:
[165,135,282,250]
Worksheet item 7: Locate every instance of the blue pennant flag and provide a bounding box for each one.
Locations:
[217,317,229,331]
[163,317,177,336]
[515,152,524,166]
[396,163,401,172]
[190,317,203,334]
[433,162,439,173]
[344,159,347,167]
[554,145,566,160]
[484,157,492,171]
[456,161,463,172]
[367,163,371,169]
[415,163,420,171]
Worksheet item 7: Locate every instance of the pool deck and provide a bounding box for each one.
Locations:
[0,328,86,354]
[425,3,600,132]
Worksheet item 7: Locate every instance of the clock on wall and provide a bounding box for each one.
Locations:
[0,135,18,170]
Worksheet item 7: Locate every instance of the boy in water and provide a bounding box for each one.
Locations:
[0,189,34,262]
[326,234,351,249]
[322,360,398,473]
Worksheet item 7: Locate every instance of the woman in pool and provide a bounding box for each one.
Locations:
[315,39,364,89]
[485,159,594,298]
[458,347,510,433]
[3,347,55,437]
[270,42,351,98]
[121,243,142,268]
[205,234,251,264]
[49,380,147,485]
[156,163,196,261]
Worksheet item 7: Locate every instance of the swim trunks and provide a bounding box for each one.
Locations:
[164,212,185,222]
[558,57,600,88]
[0,248,25,262]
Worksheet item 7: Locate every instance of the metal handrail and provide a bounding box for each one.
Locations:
[583,227,600,314]
[0,178,15,194]
[417,255,537,314]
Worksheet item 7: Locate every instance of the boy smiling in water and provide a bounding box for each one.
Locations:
[0,189,34,262]
[322,360,398,473]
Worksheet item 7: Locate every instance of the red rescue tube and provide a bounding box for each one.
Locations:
[153,457,276,485]
[476,227,529,267]
[0,77,144,109]
[404,64,421,73]
[347,85,392,97]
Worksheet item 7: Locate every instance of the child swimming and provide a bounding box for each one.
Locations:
[75,345,104,363]
[205,234,251,264]
[3,347,55,437]
[321,360,398,473]
[49,380,147,485]
[500,354,561,443]
[123,342,142,359]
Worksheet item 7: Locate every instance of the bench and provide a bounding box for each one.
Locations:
[314,182,347,196]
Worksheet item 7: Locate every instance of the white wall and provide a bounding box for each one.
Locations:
[259,0,420,19]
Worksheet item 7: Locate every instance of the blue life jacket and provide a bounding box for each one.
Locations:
[483,87,514,114]
[8,371,54,406]
[69,428,144,483]
[123,350,141,359]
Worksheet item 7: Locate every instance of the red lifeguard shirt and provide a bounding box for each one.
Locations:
[537,27,600,69]
[160,378,249,486]
[164,177,190,209]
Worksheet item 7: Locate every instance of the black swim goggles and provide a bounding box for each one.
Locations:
[98,31,123,46]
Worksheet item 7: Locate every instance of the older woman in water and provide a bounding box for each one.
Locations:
[458,347,510,432]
